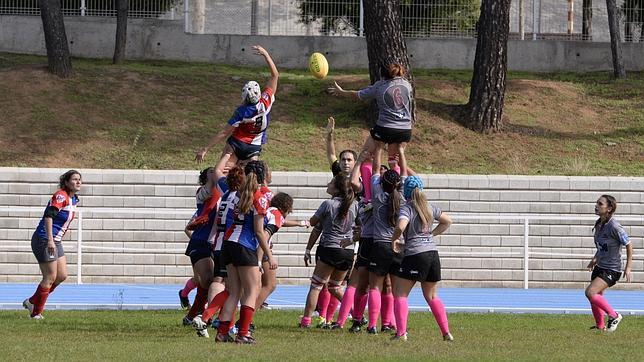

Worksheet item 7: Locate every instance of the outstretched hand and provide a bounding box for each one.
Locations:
[326,117,335,135]
[252,45,269,57]
[327,81,344,96]
[195,148,207,164]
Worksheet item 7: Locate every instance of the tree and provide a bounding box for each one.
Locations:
[363,0,415,122]
[39,0,73,77]
[582,0,593,40]
[113,0,128,64]
[461,0,511,133]
[606,0,626,78]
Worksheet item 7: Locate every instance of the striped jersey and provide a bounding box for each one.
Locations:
[224,187,273,251]
[228,87,275,146]
[265,206,285,249]
[36,189,79,242]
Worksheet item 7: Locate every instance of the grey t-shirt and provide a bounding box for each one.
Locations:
[359,201,374,238]
[372,174,405,243]
[397,202,442,256]
[594,218,630,272]
[314,197,359,249]
[358,77,413,130]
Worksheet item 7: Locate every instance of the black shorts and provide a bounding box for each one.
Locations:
[221,240,258,267]
[31,233,64,263]
[316,246,354,271]
[368,241,403,276]
[370,125,412,144]
[591,266,621,287]
[355,237,374,268]
[227,136,262,161]
[185,238,212,265]
[212,251,228,278]
[397,251,441,282]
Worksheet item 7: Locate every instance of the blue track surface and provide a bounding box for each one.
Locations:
[2,284,644,314]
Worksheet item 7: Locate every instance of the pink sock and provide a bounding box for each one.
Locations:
[394,296,408,337]
[317,288,331,320]
[300,316,312,327]
[381,292,395,327]
[428,298,450,336]
[589,294,617,318]
[368,289,381,329]
[360,162,373,202]
[591,304,605,328]
[180,278,197,297]
[336,286,356,326]
[325,296,340,321]
[352,291,368,321]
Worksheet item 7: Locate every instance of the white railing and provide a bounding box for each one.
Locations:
[0,0,179,19]
[1,206,641,288]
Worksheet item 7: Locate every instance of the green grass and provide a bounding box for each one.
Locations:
[0,52,643,175]
[1,310,644,360]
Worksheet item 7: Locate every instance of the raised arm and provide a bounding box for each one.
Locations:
[326,117,337,166]
[195,123,234,164]
[350,150,369,194]
[253,45,279,93]
[328,81,360,100]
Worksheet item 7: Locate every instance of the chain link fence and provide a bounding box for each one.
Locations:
[1,0,642,42]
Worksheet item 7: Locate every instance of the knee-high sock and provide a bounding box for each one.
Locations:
[186,286,208,319]
[202,290,229,322]
[336,285,356,326]
[394,296,408,337]
[325,295,340,322]
[317,288,331,320]
[428,298,450,336]
[180,278,197,297]
[589,294,617,318]
[352,291,368,321]
[381,292,395,327]
[591,304,605,328]
[238,305,255,337]
[360,162,373,202]
[368,289,382,329]
[29,285,50,316]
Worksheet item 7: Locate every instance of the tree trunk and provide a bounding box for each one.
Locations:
[113,0,128,64]
[606,0,626,78]
[39,0,73,78]
[363,0,415,124]
[463,0,511,133]
[582,0,593,40]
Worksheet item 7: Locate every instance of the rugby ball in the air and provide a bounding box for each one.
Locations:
[309,52,329,79]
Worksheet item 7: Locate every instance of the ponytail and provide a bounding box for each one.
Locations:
[333,173,355,220]
[380,62,405,80]
[409,188,431,231]
[237,172,259,214]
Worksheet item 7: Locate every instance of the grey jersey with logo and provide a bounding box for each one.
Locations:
[358,78,413,130]
[372,174,405,243]
[314,197,359,249]
[594,218,630,272]
[359,201,374,238]
[397,203,442,256]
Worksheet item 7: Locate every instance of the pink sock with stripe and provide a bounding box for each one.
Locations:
[336,286,355,326]
[428,298,450,336]
[368,288,381,329]
[589,294,617,318]
[381,292,395,327]
[393,296,408,337]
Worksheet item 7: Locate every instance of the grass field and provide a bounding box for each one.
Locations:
[1,310,644,360]
[0,52,642,175]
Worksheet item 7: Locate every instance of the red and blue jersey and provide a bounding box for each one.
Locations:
[228,87,274,146]
[264,206,284,249]
[36,189,79,242]
[224,187,273,251]
[213,190,238,251]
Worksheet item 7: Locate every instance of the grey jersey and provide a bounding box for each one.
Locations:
[314,197,359,249]
[359,201,374,238]
[398,203,442,256]
[371,174,404,243]
[358,78,413,130]
[594,218,630,272]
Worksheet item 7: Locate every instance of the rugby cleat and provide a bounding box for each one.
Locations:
[381,325,396,333]
[443,333,454,341]
[348,320,362,333]
[391,333,408,341]
[30,314,44,320]
[606,312,623,332]
[367,327,378,335]
[235,334,256,344]
[22,298,34,315]
[215,332,235,343]
[178,290,190,309]
[182,316,193,326]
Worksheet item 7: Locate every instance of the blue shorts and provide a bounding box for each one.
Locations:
[226,137,262,161]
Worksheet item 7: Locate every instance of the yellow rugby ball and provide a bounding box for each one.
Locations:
[309,52,329,79]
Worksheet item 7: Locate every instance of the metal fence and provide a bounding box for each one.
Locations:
[0,0,179,19]
[1,0,642,42]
